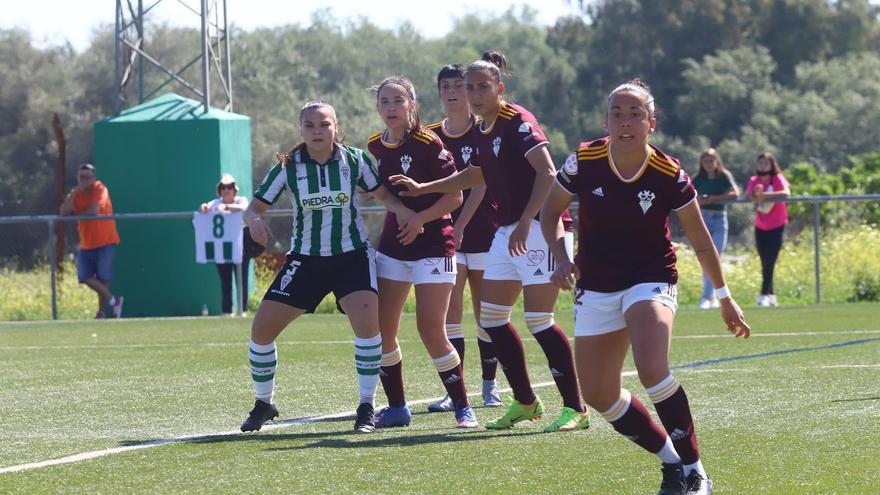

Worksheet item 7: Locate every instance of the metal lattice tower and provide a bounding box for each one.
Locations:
[114,0,232,114]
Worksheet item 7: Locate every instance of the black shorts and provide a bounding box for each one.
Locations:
[262,248,377,313]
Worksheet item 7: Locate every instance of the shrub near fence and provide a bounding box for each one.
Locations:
[4,225,877,321]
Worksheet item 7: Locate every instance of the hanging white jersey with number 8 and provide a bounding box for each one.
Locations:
[193,211,243,264]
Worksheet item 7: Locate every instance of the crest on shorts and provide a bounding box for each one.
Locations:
[493,137,502,157]
[279,259,302,292]
[638,190,655,214]
[526,250,545,266]
[400,154,412,174]
[461,146,472,164]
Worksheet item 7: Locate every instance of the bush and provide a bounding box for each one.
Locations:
[3,225,877,320]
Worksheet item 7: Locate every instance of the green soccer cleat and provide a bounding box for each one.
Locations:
[543,406,591,433]
[484,396,544,430]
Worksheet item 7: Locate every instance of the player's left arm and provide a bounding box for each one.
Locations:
[540,182,578,290]
[677,200,750,338]
[507,144,555,256]
[396,191,462,245]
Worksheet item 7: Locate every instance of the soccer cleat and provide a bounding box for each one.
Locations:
[427,395,454,413]
[658,463,687,495]
[353,403,376,433]
[482,379,503,407]
[685,471,714,495]
[111,296,124,319]
[543,406,590,433]
[484,396,544,430]
[240,399,279,432]
[454,406,479,429]
[374,405,411,428]
[94,311,106,319]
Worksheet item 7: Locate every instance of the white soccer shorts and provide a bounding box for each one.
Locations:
[454,251,489,271]
[573,282,679,336]
[376,252,457,285]
[483,219,574,286]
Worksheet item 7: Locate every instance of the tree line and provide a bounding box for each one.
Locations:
[2,0,880,264]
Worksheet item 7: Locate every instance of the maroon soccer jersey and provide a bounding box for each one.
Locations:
[470,101,550,227]
[368,128,457,260]
[427,119,499,253]
[556,137,697,292]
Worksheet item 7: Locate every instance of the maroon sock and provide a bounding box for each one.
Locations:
[477,337,498,380]
[379,361,406,408]
[438,363,470,410]
[484,322,535,405]
[653,386,700,465]
[449,337,465,363]
[532,323,583,411]
[609,395,668,454]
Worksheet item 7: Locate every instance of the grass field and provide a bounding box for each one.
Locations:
[1,304,879,494]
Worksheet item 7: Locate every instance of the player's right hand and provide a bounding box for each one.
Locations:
[550,258,580,290]
[248,217,271,246]
[389,175,423,196]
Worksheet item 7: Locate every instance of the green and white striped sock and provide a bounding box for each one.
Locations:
[354,334,382,405]
[249,339,276,404]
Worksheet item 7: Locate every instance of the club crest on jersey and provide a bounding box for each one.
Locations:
[341,163,350,181]
[638,190,656,214]
[400,154,412,174]
[563,153,578,176]
[493,137,502,157]
[460,146,472,164]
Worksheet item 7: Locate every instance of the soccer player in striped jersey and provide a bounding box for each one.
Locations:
[540,79,751,495]
[240,101,417,434]
[367,75,478,429]
[424,64,503,413]
[391,51,589,433]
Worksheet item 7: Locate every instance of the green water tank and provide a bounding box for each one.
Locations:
[93,93,253,317]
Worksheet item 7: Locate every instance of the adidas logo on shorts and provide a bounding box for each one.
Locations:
[533,269,543,276]
[431,268,441,275]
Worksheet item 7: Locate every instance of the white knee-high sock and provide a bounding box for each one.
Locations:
[354,334,382,405]
[249,339,277,404]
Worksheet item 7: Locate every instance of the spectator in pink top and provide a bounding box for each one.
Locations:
[744,152,791,307]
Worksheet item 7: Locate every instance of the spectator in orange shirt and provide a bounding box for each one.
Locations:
[60,163,124,319]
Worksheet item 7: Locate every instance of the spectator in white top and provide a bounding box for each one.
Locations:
[199,173,261,315]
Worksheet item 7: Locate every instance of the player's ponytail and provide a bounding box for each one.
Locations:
[465,50,511,83]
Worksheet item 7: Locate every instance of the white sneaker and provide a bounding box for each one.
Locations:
[698,298,713,310]
[757,295,770,307]
[710,298,720,308]
[767,294,778,306]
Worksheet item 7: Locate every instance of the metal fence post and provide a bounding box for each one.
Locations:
[813,201,821,304]
[48,220,58,320]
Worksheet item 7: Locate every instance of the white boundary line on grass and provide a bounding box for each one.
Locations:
[4,358,879,475]
[0,378,580,475]
[3,329,880,351]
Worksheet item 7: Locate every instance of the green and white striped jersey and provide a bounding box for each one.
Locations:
[254,144,381,256]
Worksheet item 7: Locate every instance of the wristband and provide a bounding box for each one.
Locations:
[714,285,731,300]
